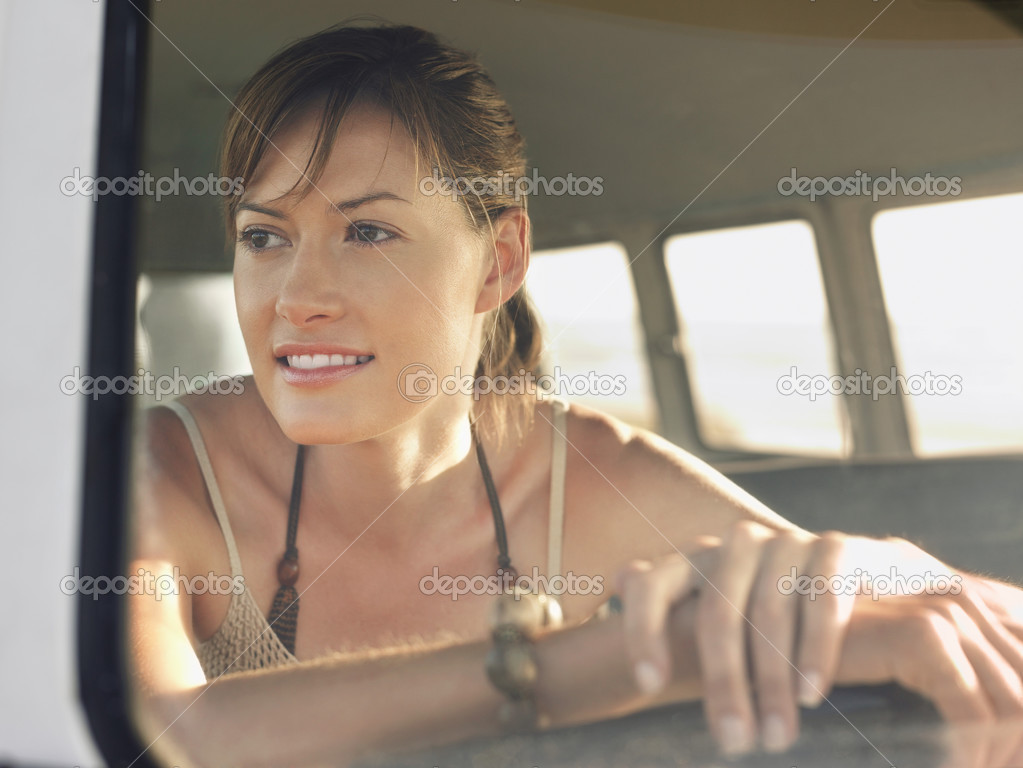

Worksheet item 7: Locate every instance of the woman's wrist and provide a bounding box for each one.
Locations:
[531,595,703,729]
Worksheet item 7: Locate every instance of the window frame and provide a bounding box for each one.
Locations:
[78,1,156,765]
[652,180,1023,465]
[649,202,889,464]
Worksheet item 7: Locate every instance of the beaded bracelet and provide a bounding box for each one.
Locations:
[484,586,562,732]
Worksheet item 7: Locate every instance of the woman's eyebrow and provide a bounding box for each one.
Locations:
[331,191,411,214]
[235,192,411,220]
[236,201,288,219]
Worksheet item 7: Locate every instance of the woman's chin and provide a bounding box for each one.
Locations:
[268,395,422,446]
[280,421,370,446]
[263,396,369,445]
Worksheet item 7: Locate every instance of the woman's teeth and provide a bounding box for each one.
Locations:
[287,354,372,369]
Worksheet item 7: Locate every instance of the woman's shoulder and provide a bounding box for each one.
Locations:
[133,377,276,569]
[551,397,691,480]
[526,397,685,523]
[550,398,792,562]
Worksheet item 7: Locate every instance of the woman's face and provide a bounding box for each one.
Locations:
[233,102,502,444]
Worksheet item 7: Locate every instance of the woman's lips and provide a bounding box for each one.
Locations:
[276,354,374,387]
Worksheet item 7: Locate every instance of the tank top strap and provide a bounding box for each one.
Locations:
[547,397,568,580]
[163,399,245,579]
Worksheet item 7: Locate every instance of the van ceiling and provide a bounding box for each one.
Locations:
[139,0,1023,271]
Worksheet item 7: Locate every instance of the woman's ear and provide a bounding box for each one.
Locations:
[475,207,530,314]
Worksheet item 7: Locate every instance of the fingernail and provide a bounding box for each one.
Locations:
[634,661,665,695]
[718,715,752,755]
[798,671,823,707]
[761,714,788,752]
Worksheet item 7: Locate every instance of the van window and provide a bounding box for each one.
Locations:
[872,193,1023,455]
[526,242,658,431]
[664,220,847,456]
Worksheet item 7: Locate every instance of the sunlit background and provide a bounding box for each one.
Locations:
[872,192,1023,455]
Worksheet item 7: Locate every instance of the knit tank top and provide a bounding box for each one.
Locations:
[163,398,570,681]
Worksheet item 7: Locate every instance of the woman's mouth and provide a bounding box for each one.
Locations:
[276,352,375,386]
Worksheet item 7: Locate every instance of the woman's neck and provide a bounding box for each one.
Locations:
[278,403,500,551]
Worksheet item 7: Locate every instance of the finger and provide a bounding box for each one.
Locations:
[795,531,857,709]
[1008,620,1023,643]
[945,602,1023,719]
[896,610,994,723]
[840,601,994,721]
[938,718,1023,768]
[999,722,1023,768]
[835,601,1005,768]
[939,723,995,768]
[618,556,699,696]
[954,578,1023,682]
[966,575,1023,629]
[942,604,1023,766]
[748,530,814,753]
[696,520,771,756]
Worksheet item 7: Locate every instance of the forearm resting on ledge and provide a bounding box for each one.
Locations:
[131,602,705,768]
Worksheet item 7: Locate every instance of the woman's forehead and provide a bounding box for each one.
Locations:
[242,101,426,208]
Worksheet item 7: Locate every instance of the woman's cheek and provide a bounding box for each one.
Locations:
[233,274,275,373]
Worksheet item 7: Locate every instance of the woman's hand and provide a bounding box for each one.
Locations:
[614,521,1023,760]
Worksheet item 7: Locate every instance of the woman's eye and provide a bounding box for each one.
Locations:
[349,223,394,246]
[237,228,287,252]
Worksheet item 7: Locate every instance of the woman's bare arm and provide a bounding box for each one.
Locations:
[127,575,709,768]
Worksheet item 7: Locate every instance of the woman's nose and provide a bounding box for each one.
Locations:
[275,243,347,326]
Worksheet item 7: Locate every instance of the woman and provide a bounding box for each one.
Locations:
[128,21,1023,768]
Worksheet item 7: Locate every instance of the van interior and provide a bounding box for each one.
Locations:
[84,0,1023,765]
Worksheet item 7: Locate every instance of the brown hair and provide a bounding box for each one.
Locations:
[220,20,544,441]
